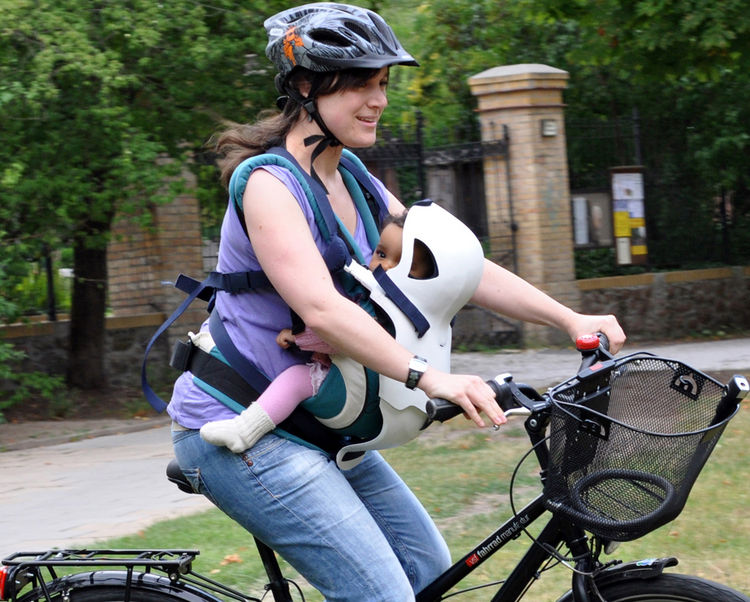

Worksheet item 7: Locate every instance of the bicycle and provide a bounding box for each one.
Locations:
[2,336,749,601]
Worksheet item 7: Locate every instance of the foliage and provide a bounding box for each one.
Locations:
[11,260,72,317]
[378,0,750,272]
[0,252,66,421]
[0,0,288,387]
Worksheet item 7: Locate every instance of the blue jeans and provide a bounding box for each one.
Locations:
[172,428,451,601]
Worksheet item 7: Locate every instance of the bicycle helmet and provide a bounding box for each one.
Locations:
[265,3,418,86]
[264,3,418,177]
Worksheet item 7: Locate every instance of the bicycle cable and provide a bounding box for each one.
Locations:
[507,426,609,579]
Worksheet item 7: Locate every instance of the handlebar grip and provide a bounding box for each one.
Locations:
[425,375,523,423]
[598,332,610,352]
[425,397,463,422]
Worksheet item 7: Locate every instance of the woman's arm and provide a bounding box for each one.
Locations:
[244,170,505,427]
[472,260,626,353]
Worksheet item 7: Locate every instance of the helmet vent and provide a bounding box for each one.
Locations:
[346,21,372,42]
[310,29,350,47]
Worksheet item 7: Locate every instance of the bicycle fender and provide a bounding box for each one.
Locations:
[19,570,223,602]
[557,557,678,602]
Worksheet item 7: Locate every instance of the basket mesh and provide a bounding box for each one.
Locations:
[543,354,734,541]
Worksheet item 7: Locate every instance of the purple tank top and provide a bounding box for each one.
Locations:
[168,163,389,428]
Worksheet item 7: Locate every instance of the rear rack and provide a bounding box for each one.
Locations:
[3,549,198,573]
[1,549,269,602]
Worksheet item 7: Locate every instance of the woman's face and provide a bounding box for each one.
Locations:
[316,67,389,148]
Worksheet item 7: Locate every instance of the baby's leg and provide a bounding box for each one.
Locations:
[200,364,313,453]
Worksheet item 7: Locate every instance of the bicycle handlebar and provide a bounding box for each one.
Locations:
[425,333,612,425]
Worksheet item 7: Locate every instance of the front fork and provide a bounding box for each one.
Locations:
[525,411,599,602]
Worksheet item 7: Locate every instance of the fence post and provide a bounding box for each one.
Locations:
[468,64,580,346]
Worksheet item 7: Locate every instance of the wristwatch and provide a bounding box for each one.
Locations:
[405,356,429,390]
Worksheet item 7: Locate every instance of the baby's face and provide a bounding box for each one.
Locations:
[369,223,433,278]
[369,223,402,272]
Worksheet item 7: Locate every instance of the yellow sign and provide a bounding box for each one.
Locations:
[614,211,630,237]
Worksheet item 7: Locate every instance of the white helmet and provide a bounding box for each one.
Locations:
[334,201,485,469]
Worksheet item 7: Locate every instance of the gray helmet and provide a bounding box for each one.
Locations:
[265,2,418,86]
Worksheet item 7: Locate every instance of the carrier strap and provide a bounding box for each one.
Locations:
[372,265,430,338]
[141,276,215,412]
[169,338,263,405]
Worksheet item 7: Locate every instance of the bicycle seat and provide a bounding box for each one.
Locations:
[166,459,197,494]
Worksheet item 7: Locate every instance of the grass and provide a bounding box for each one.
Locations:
[78,405,750,601]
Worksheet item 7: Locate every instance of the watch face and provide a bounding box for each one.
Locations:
[406,356,428,389]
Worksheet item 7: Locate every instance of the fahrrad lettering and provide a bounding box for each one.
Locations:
[465,515,529,567]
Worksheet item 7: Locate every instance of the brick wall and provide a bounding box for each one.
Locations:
[107,166,206,343]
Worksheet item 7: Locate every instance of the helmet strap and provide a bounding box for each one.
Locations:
[284,88,341,192]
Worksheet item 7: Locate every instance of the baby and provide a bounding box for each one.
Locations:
[200,211,431,453]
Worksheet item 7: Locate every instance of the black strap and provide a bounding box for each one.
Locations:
[209,310,272,394]
[171,339,262,404]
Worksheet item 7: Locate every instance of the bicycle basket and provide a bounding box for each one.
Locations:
[542,353,737,542]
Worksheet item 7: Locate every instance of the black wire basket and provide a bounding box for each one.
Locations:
[542,353,738,542]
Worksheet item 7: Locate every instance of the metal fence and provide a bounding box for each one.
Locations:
[567,111,749,268]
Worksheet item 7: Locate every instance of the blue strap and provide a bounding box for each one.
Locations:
[372,266,430,338]
[175,271,271,301]
[208,311,272,393]
[141,269,275,412]
[340,151,389,220]
[339,169,379,256]
[141,277,215,412]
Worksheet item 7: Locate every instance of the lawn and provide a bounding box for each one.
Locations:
[85,404,750,601]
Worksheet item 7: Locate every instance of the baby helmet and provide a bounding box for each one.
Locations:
[335,201,485,468]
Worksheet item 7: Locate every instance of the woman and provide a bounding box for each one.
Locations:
[169,4,626,600]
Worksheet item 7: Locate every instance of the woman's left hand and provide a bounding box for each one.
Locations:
[565,313,626,354]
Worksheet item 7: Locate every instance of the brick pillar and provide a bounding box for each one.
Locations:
[468,64,580,345]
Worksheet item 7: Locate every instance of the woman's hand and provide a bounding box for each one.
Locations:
[417,368,507,429]
[564,313,626,354]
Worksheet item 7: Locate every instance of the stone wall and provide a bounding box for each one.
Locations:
[2,314,175,393]
[3,267,748,394]
[577,266,750,341]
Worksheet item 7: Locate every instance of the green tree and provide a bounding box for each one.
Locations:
[383,0,750,266]
[0,0,285,389]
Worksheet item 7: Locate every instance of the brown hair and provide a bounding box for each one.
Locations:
[212,67,383,188]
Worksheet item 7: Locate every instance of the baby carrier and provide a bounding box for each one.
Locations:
[142,148,484,469]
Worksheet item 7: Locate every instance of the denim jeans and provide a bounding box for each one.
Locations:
[172,428,451,601]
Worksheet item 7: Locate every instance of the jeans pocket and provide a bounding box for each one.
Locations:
[180,465,218,505]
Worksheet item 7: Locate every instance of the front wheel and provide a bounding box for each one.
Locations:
[591,573,750,601]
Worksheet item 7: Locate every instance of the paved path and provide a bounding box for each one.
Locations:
[0,424,211,559]
[2,337,749,560]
